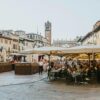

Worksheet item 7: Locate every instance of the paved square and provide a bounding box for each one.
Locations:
[0,72,100,100]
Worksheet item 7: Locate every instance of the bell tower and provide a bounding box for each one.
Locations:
[45,21,51,46]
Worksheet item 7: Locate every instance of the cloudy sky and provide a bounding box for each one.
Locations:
[0,0,100,41]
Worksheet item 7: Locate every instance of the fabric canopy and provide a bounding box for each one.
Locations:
[21,45,100,55]
[10,53,26,56]
[21,46,66,55]
[62,45,100,54]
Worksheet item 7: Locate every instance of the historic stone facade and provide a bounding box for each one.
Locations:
[45,21,52,46]
[0,31,19,62]
[80,21,100,45]
[53,39,78,47]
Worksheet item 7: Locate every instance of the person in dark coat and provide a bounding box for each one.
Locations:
[96,65,100,83]
[38,59,43,75]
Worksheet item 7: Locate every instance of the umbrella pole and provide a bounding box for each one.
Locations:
[92,53,95,68]
[88,54,91,67]
[48,55,51,67]
[93,53,95,61]
[92,53,95,67]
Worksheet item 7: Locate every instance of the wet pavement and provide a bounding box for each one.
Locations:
[0,71,46,86]
[0,71,100,100]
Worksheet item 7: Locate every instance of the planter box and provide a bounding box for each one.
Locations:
[31,63,39,74]
[15,63,39,75]
[0,63,13,73]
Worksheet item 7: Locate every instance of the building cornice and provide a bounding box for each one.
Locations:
[81,25,100,42]
[0,35,18,42]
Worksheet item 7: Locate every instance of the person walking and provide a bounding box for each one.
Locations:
[38,59,43,75]
[43,59,49,72]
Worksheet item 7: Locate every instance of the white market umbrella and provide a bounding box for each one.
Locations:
[21,45,100,55]
[24,46,67,68]
[9,53,26,56]
[21,46,67,66]
[60,45,100,67]
[21,46,67,55]
[62,45,100,54]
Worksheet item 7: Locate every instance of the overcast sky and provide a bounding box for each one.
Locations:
[0,0,100,40]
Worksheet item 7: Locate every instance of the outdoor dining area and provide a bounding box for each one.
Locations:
[48,57,100,84]
[20,45,100,84]
[1,45,100,85]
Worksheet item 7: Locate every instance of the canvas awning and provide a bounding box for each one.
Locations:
[9,53,26,56]
[62,45,100,54]
[21,46,66,55]
[21,45,100,56]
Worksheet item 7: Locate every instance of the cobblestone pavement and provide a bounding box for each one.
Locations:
[0,72,100,100]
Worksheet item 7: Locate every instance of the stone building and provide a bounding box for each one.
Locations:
[0,31,19,62]
[80,21,100,45]
[26,33,49,47]
[0,24,51,62]
[19,38,35,62]
[53,39,78,47]
[15,30,27,38]
[45,21,52,46]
